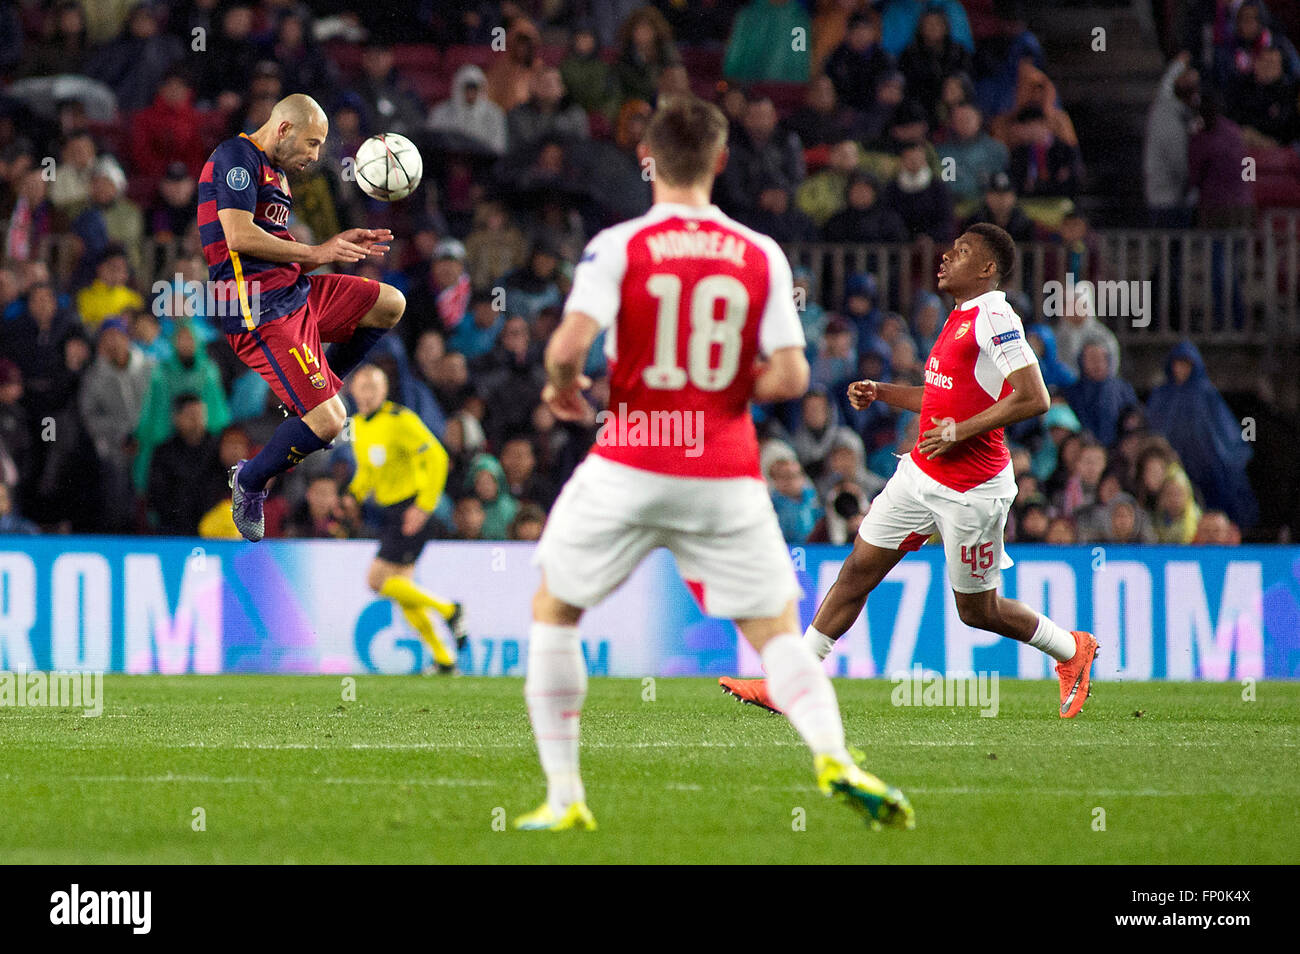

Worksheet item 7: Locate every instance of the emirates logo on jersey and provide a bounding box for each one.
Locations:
[924,356,954,390]
[954,320,972,340]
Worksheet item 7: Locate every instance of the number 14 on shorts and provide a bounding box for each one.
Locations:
[289,342,319,373]
[961,542,994,577]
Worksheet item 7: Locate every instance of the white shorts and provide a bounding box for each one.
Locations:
[535,455,801,619]
[858,453,1016,593]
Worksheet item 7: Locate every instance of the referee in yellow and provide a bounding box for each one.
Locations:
[347,364,467,673]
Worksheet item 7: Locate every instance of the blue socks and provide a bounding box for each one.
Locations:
[238,325,387,494]
[238,416,329,492]
[326,326,388,381]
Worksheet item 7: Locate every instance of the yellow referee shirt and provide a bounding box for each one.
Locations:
[348,401,449,513]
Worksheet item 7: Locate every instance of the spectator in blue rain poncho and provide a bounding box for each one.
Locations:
[910,290,943,359]
[841,272,884,361]
[792,266,827,362]
[878,0,973,57]
[851,335,897,454]
[1145,340,1258,528]
[1027,401,1082,482]
[1066,338,1136,448]
[1026,322,1077,390]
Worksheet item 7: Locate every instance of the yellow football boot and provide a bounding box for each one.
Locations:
[513,801,598,831]
[815,752,915,831]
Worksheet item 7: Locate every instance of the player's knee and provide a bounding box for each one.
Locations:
[955,598,995,631]
[320,412,346,442]
[367,564,389,592]
[307,399,347,442]
[532,586,582,626]
[377,285,405,327]
[841,545,881,597]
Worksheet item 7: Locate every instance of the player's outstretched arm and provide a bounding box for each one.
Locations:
[849,379,923,412]
[917,364,1050,458]
[753,347,810,404]
[218,209,391,268]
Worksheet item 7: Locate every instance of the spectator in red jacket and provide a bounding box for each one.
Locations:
[129,72,213,188]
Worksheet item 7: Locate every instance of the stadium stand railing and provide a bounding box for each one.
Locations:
[787,214,1300,346]
[35,217,1300,350]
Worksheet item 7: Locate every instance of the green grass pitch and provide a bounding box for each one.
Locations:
[1,676,1296,864]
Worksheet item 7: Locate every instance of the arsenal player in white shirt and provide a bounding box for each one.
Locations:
[513,96,913,833]
[722,223,1099,720]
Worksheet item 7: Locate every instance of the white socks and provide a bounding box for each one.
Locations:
[525,622,588,813]
[803,625,837,661]
[1028,614,1077,662]
[761,633,851,762]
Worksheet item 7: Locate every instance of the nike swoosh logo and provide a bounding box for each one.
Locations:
[1060,670,1085,714]
[1060,644,1094,714]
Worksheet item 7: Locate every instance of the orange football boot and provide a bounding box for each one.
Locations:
[1056,631,1099,718]
[718,676,782,714]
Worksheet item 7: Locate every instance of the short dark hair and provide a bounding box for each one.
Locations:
[965,222,1016,285]
[172,392,202,414]
[643,96,728,187]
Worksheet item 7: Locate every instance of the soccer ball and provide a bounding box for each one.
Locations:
[353,133,423,201]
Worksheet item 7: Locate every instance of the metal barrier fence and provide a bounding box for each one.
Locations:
[786,211,1300,346]
[33,213,1300,347]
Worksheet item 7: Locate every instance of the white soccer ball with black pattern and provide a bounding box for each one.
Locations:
[353,133,423,201]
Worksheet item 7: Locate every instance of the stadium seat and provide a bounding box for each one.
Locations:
[964,0,1025,40]
[745,81,806,116]
[88,119,126,163]
[324,40,364,78]
[410,74,450,107]
[1251,147,1300,209]
[1252,145,1300,177]
[540,44,567,67]
[1254,177,1300,209]
[679,46,723,79]
[441,45,495,75]
[586,109,612,140]
[392,44,439,71]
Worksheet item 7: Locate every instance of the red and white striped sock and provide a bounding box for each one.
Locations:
[761,633,851,762]
[525,622,587,814]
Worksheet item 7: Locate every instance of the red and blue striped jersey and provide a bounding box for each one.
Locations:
[197,133,310,333]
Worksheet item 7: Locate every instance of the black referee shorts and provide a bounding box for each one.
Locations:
[376,497,438,565]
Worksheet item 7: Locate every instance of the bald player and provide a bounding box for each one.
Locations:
[198,94,407,541]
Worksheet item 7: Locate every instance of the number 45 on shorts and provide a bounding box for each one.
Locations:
[961,542,994,577]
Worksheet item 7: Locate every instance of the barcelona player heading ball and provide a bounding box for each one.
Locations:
[196,93,407,541]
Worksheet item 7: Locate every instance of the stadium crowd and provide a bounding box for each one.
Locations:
[0,0,1273,545]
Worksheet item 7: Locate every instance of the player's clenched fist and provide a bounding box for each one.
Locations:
[847,379,878,410]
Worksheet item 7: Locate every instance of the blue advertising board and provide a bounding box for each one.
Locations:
[0,538,1294,679]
